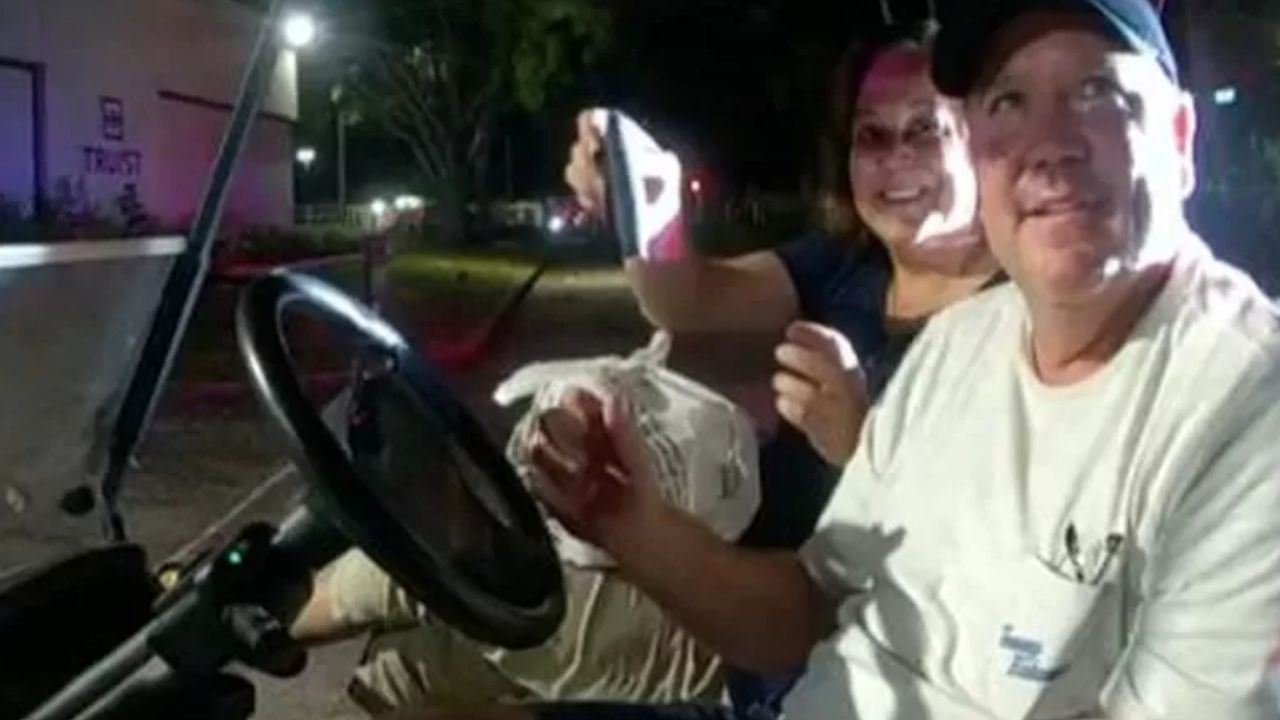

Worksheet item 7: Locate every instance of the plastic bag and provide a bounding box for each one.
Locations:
[494,332,760,568]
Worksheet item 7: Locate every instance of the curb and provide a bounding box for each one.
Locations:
[170,259,547,409]
[211,251,367,284]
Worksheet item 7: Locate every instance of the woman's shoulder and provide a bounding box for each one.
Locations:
[774,230,889,286]
[774,230,892,352]
[778,229,883,259]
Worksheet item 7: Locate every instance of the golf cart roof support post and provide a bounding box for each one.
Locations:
[97,0,291,542]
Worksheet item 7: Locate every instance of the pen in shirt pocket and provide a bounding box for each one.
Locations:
[1064,524,1126,586]
[1090,533,1125,585]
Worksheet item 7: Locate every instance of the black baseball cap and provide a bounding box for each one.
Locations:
[932,0,1179,97]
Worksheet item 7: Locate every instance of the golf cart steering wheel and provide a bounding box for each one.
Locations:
[237,271,564,649]
[22,273,564,720]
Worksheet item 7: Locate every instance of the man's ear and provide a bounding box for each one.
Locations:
[1174,91,1197,199]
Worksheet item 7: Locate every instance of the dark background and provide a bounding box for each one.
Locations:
[287,0,1280,291]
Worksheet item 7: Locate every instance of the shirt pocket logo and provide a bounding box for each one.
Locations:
[999,624,1070,683]
[941,552,1122,719]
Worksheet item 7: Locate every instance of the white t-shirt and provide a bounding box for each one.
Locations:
[787,243,1280,720]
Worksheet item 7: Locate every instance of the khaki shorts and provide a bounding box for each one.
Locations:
[327,550,724,714]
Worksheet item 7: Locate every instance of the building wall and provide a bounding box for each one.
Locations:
[0,0,298,228]
[0,62,36,211]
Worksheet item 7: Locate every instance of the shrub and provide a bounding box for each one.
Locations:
[221,225,382,264]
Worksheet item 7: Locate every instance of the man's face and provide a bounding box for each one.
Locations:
[964,12,1191,305]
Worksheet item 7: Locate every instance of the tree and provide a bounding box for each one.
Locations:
[323,0,611,245]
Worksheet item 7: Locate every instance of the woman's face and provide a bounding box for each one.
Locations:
[849,47,981,254]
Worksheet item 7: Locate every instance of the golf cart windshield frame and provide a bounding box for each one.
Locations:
[0,238,186,271]
[95,0,291,542]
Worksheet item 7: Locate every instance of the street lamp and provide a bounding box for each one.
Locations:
[394,194,424,211]
[295,146,317,170]
[282,12,317,49]
[283,11,347,213]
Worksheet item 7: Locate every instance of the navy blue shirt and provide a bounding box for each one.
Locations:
[775,232,913,399]
[736,232,921,550]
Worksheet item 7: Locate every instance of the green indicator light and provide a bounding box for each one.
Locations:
[227,549,244,566]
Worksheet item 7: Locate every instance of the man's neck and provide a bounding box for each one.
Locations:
[1027,263,1174,386]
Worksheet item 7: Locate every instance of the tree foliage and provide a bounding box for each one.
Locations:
[321,0,611,242]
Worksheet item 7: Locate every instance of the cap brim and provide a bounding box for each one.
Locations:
[931,0,1145,98]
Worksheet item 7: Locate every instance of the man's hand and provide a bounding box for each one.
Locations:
[527,389,835,674]
[773,321,869,466]
[528,388,664,554]
[563,111,608,217]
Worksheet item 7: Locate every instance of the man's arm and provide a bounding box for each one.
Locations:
[606,497,837,674]
[1102,389,1280,719]
[530,390,836,674]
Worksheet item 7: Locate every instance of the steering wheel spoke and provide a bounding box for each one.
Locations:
[236,271,564,650]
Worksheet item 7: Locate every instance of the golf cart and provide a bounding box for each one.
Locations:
[0,3,566,718]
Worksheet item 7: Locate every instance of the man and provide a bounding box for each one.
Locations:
[527,0,1280,717]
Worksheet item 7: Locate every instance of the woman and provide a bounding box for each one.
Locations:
[305,19,1002,720]
[567,18,999,552]
[547,18,1002,720]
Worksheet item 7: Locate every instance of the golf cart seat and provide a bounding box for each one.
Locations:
[0,545,158,718]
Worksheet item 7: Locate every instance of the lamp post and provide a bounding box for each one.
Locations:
[282,11,351,218]
[338,103,348,212]
[329,84,355,215]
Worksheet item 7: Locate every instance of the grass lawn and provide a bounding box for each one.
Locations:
[385,251,539,304]
[172,251,545,384]
[169,218,790,385]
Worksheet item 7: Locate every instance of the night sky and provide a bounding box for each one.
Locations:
[295,1,1223,202]
[289,0,1280,290]
[298,1,953,203]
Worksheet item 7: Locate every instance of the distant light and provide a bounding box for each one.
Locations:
[394,194,424,211]
[1214,86,1238,106]
[547,215,567,233]
[227,549,244,566]
[295,146,317,168]
[690,179,703,194]
[370,198,389,216]
[282,12,317,49]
